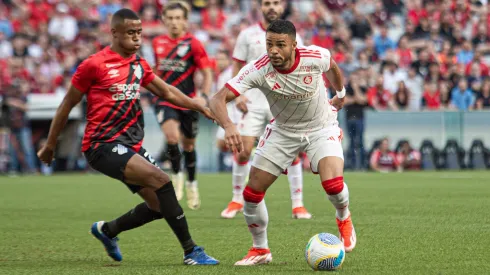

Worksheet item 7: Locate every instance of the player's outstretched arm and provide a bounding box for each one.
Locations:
[209,86,243,153]
[144,76,215,120]
[37,86,84,165]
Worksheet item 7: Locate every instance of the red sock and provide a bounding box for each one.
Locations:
[243,186,265,203]
[322,176,344,195]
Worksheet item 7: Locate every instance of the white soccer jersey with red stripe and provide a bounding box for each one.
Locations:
[232,23,303,109]
[226,45,338,133]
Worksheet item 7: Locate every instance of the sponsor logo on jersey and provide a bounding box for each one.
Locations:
[106,63,122,68]
[300,66,313,72]
[272,91,315,100]
[109,83,141,101]
[108,69,119,78]
[133,64,142,79]
[235,66,256,84]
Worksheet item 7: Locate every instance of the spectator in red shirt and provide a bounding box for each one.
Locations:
[367,76,398,110]
[370,138,399,172]
[423,83,442,110]
[396,36,413,69]
[396,141,421,171]
[464,51,489,76]
[311,21,333,49]
[201,0,227,40]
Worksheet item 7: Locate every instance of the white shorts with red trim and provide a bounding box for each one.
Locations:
[252,124,344,176]
[237,105,273,137]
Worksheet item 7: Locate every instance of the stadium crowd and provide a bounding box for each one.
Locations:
[0,0,489,174]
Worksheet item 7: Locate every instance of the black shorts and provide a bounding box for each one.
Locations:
[84,143,159,193]
[154,105,199,138]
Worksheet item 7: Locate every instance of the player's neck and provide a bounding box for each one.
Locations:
[110,45,133,59]
[169,31,186,40]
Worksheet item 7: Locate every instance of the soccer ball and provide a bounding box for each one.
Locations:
[305,233,345,271]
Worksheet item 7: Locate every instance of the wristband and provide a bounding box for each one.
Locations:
[336,87,346,98]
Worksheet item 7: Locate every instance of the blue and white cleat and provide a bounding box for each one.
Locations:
[90,221,122,262]
[183,246,220,265]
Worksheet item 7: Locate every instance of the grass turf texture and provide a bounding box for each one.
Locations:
[0,171,489,275]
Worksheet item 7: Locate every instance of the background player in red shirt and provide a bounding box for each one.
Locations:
[152,2,213,210]
[37,8,219,266]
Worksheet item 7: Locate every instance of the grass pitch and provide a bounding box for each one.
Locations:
[0,171,489,275]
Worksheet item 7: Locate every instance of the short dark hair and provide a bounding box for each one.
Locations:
[217,49,230,57]
[111,8,140,26]
[163,1,189,19]
[266,19,296,38]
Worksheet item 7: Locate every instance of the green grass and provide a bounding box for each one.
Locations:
[1,171,489,275]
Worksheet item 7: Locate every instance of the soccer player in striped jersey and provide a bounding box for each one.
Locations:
[210,20,356,265]
[37,8,218,265]
[220,0,312,220]
[152,1,213,209]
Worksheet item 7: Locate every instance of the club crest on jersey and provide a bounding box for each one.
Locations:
[177,44,190,57]
[133,64,142,79]
[156,46,164,54]
[303,75,313,85]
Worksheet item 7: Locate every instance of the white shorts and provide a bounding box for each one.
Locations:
[252,124,344,176]
[238,106,273,137]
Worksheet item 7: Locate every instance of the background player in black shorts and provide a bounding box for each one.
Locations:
[37,8,219,265]
[152,1,213,210]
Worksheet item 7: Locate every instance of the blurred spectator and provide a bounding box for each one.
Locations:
[382,60,407,94]
[395,36,414,69]
[405,65,424,111]
[374,25,396,58]
[411,49,431,77]
[394,81,409,109]
[370,137,399,172]
[396,140,421,171]
[423,83,442,110]
[98,0,122,22]
[48,3,79,42]
[312,21,334,49]
[476,79,490,110]
[344,70,368,170]
[5,81,36,174]
[367,75,398,110]
[456,40,474,65]
[349,9,372,40]
[450,78,476,111]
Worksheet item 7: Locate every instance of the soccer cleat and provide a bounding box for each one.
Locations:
[186,181,201,210]
[336,215,356,252]
[234,247,272,266]
[221,201,244,219]
[172,172,184,201]
[292,206,312,219]
[90,221,122,262]
[183,246,219,265]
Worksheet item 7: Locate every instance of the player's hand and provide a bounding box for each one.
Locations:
[37,144,55,166]
[199,106,216,121]
[235,95,250,114]
[224,124,243,154]
[194,96,208,107]
[331,95,345,110]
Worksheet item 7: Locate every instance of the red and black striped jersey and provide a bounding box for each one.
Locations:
[71,46,155,152]
[152,33,210,109]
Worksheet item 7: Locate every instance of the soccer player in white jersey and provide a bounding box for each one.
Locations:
[213,49,241,153]
[209,20,356,265]
[221,0,311,220]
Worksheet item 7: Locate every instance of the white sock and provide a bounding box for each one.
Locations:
[232,160,250,204]
[287,161,304,208]
[186,180,197,188]
[243,200,269,249]
[327,182,350,220]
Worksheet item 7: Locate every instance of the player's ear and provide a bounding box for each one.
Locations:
[110,27,117,39]
[292,38,297,50]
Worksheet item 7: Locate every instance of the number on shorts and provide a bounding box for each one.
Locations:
[258,127,273,148]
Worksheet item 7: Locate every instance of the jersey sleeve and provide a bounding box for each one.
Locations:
[296,34,304,47]
[232,30,248,63]
[71,57,98,94]
[225,62,261,96]
[140,58,156,86]
[308,45,332,72]
[191,38,211,69]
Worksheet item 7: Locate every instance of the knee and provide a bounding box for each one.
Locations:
[166,134,179,144]
[237,146,252,162]
[183,143,194,152]
[145,168,171,189]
